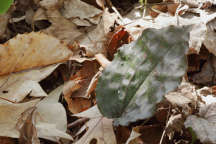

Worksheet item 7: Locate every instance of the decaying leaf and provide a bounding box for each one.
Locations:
[0,13,9,38]
[36,85,73,142]
[74,105,117,144]
[184,102,216,143]
[0,86,72,142]
[0,137,16,144]
[0,32,72,76]
[42,9,82,45]
[165,81,197,113]
[0,99,40,138]
[0,64,58,102]
[96,26,189,125]
[16,107,40,144]
[63,61,99,98]
[61,0,102,25]
[79,9,119,57]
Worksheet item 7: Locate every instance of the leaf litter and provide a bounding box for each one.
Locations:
[1,0,216,143]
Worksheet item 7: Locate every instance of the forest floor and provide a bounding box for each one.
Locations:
[0,0,216,144]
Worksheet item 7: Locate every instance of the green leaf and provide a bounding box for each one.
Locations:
[0,0,13,14]
[96,26,190,125]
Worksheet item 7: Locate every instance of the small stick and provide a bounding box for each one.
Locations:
[67,118,89,128]
[95,53,111,68]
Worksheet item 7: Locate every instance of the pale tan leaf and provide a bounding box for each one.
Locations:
[61,0,102,25]
[74,105,117,144]
[36,85,73,141]
[0,64,58,102]
[0,99,40,138]
[42,9,82,45]
[79,20,107,56]
[0,32,72,75]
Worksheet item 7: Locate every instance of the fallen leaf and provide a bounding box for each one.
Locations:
[184,102,216,143]
[63,61,99,99]
[107,26,133,59]
[36,85,73,142]
[0,99,40,138]
[190,54,216,85]
[74,105,117,144]
[165,81,197,111]
[0,137,16,144]
[0,13,9,38]
[65,97,92,114]
[96,26,189,125]
[79,9,118,57]
[0,64,58,102]
[0,32,72,75]
[61,0,102,25]
[16,107,40,144]
[42,9,82,45]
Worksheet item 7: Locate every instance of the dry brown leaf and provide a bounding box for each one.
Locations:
[63,61,99,99]
[36,86,73,141]
[165,81,197,113]
[74,105,117,144]
[0,14,9,38]
[16,107,40,144]
[0,99,40,138]
[79,9,118,56]
[42,9,82,45]
[0,32,72,76]
[0,64,58,102]
[64,61,99,113]
[79,20,107,56]
[0,86,72,142]
[65,97,92,114]
[0,137,16,144]
[61,0,102,25]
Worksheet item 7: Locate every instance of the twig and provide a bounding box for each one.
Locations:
[95,53,111,68]
[67,118,89,128]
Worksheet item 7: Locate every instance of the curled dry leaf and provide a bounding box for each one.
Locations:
[63,61,99,113]
[0,32,72,76]
[64,61,99,98]
[0,64,58,102]
[74,105,117,144]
